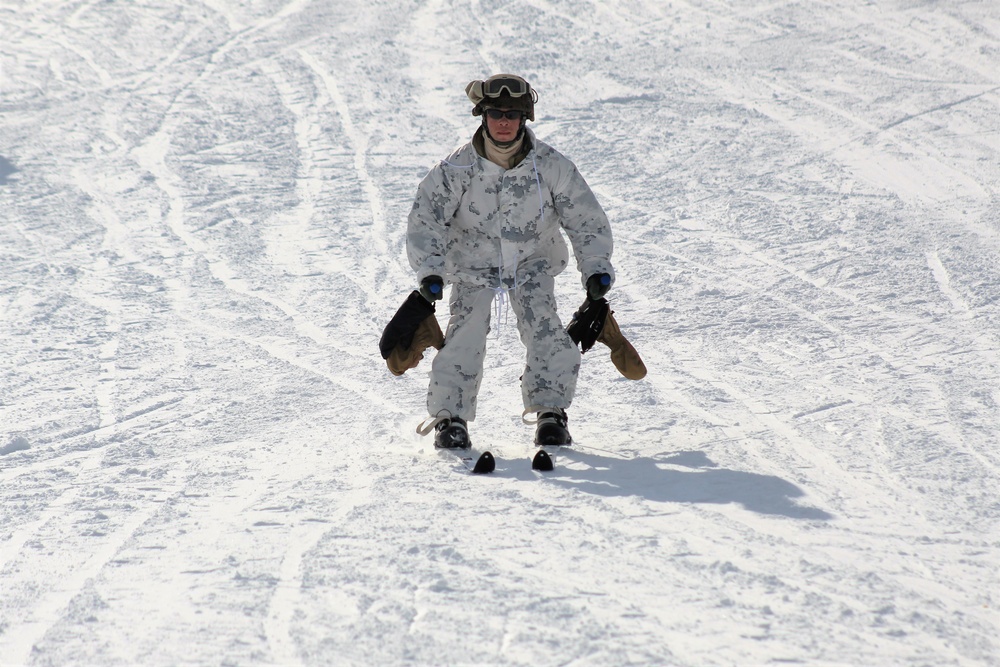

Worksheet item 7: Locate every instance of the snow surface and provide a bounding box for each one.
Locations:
[2,0,1000,665]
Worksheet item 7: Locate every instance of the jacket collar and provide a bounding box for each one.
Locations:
[473,126,534,169]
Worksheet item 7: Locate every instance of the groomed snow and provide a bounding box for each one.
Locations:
[2,0,999,665]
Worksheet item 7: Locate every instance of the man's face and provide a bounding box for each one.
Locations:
[485,108,522,143]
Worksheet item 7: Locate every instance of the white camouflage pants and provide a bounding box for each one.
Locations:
[427,274,581,421]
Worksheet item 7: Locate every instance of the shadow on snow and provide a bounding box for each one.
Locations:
[506,448,833,521]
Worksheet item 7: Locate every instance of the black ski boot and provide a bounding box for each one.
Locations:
[434,417,472,449]
[534,409,572,446]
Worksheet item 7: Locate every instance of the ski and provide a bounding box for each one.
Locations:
[470,450,496,473]
[439,448,496,474]
[532,448,555,471]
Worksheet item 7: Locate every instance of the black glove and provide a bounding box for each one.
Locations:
[419,275,444,302]
[567,296,610,354]
[586,273,611,301]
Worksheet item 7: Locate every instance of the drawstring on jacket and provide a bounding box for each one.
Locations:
[492,154,545,334]
[492,255,515,333]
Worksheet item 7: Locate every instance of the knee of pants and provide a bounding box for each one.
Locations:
[549,336,581,374]
[433,288,490,356]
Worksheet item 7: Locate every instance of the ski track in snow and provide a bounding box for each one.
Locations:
[2,0,1000,665]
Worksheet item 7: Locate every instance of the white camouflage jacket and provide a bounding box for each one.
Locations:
[407,127,614,290]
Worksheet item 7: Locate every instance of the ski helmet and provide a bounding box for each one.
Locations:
[466,74,537,122]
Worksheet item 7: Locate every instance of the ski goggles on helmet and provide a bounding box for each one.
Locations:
[466,75,535,103]
[481,76,530,98]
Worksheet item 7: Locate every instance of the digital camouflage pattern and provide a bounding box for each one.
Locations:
[407,127,615,421]
[427,276,580,421]
[407,127,614,290]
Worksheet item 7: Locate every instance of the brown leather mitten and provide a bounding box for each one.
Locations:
[597,309,647,380]
[386,313,444,376]
[380,290,445,376]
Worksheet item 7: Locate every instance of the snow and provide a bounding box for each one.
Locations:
[2,0,999,665]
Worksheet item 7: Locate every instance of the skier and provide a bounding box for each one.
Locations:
[407,73,615,449]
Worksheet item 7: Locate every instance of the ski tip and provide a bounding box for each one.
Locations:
[531,449,554,472]
[472,451,495,474]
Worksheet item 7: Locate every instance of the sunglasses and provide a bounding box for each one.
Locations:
[485,109,524,120]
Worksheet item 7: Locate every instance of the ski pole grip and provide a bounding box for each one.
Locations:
[586,273,612,301]
[419,275,444,302]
